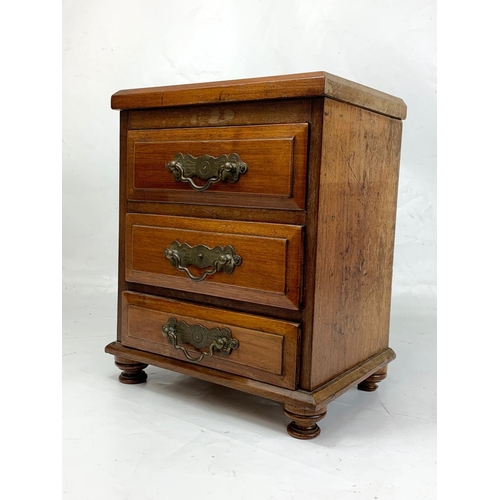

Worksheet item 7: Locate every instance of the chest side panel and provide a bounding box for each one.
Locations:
[307,99,403,390]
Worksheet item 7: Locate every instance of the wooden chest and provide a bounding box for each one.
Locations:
[105,72,406,439]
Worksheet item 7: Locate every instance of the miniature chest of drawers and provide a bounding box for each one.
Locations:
[105,72,406,439]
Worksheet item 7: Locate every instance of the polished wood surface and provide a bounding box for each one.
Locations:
[122,292,299,389]
[127,99,311,129]
[127,282,303,323]
[127,123,308,210]
[125,213,303,310]
[283,405,327,440]
[126,201,307,225]
[298,98,324,390]
[358,366,388,392]
[114,356,148,384]
[112,71,407,119]
[305,99,402,390]
[108,73,405,439]
[105,342,395,410]
[116,111,129,342]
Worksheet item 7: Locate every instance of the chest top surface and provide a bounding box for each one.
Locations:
[111,71,406,120]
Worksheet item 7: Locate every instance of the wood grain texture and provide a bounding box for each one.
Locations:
[283,405,327,439]
[127,123,308,210]
[125,214,303,310]
[298,98,324,389]
[127,99,311,129]
[357,366,388,392]
[126,282,303,323]
[108,74,405,438]
[126,201,307,225]
[323,73,407,120]
[122,292,299,389]
[306,99,402,390]
[111,71,406,119]
[111,72,325,110]
[307,348,395,407]
[116,111,129,342]
[114,356,148,384]
[105,342,395,410]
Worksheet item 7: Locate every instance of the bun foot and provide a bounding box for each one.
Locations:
[358,367,387,392]
[115,356,148,384]
[283,405,327,440]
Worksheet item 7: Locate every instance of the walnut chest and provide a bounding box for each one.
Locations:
[105,72,407,439]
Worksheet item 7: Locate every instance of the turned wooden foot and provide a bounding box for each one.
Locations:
[115,356,148,384]
[283,405,327,440]
[358,366,387,392]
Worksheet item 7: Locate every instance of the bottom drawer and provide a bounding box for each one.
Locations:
[121,292,300,389]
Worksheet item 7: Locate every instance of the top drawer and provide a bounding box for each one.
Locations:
[127,123,308,210]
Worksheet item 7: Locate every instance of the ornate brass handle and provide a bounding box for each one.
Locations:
[164,241,242,282]
[166,153,248,192]
[161,318,239,363]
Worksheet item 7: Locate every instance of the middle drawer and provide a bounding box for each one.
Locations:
[125,214,303,310]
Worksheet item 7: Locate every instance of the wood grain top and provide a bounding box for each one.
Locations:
[111,71,407,119]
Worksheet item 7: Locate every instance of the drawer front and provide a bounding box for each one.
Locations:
[122,292,300,389]
[126,214,303,310]
[127,123,308,210]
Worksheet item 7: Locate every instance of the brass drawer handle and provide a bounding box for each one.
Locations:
[161,318,239,363]
[166,153,248,192]
[164,241,242,282]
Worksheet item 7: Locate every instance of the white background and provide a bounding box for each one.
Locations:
[61,1,437,499]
